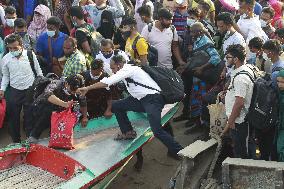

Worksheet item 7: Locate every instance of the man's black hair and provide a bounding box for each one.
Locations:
[111,55,126,64]
[101,38,114,48]
[4,6,16,15]
[64,37,77,48]
[121,16,137,26]
[216,12,235,25]
[157,8,173,20]
[248,37,264,50]
[37,0,49,6]
[70,6,84,20]
[263,39,282,54]
[5,33,23,46]
[137,5,152,17]
[262,7,275,18]
[14,18,27,28]
[226,44,246,62]
[276,28,284,38]
[47,16,62,27]
[91,59,104,70]
[198,0,210,12]
[66,74,85,91]
[187,8,200,17]
[239,0,256,7]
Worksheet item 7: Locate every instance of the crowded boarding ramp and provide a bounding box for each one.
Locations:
[1,0,284,188]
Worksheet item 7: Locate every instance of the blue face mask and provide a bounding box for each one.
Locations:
[102,52,113,59]
[10,49,22,57]
[47,30,56,37]
[281,44,284,50]
[17,32,27,38]
[187,18,195,27]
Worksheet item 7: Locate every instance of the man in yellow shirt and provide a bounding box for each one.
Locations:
[190,0,215,23]
[120,17,148,65]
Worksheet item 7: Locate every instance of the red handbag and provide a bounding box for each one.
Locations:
[48,108,77,150]
[0,99,6,128]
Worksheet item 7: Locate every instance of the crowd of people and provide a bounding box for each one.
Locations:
[1,0,284,161]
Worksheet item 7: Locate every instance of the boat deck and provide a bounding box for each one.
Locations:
[35,104,178,188]
[0,164,64,189]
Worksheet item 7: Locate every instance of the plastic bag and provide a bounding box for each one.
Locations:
[49,108,77,150]
[207,94,227,137]
[0,99,6,128]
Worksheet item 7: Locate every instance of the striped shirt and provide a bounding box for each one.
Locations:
[172,10,188,37]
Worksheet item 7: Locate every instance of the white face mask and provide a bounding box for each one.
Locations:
[260,19,267,28]
[6,18,15,27]
[262,52,269,60]
[187,18,196,26]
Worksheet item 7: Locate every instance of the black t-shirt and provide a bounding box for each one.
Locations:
[75,23,95,51]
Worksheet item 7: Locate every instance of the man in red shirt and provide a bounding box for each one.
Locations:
[2,6,17,37]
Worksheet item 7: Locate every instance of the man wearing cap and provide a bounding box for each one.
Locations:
[141,8,185,69]
[172,0,189,38]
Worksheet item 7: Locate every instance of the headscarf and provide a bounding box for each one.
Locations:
[269,0,283,26]
[97,10,115,39]
[27,4,51,40]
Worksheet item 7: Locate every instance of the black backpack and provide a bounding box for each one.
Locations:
[125,66,184,104]
[132,35,158,66]
[25,51,58,105]
[230,65,282,130]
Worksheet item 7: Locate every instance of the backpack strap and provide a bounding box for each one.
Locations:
[148,22,154,32]
[272,66,283,73]
[125,77,160,92]
[229,70,255,91]
[27,50,37,77]
[191,43,215,54]
[132,35,141,59]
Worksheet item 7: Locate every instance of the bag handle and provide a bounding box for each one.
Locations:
[48,37,53,64]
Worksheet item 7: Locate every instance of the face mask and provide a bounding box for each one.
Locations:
[72,21,78,27]
[47,30,56,37]
[122,31,131,39]
[102,51,113,59]
[281,44,284,50]
[17,32,27,38]
[90,72,102,80]
[249,52,257,59]
[262,52,269,60]
[6,19,15,27]
[260,19,267,28]
[187,18,195,26]
[10,49,22,57]
[241,13,248,18]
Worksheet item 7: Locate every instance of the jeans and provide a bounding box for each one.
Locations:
[112,94,183,154]
[8,87,33,143]
[231,121,249,159]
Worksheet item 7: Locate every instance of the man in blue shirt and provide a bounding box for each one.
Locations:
[263,39,284,89]
[36,16,68,74]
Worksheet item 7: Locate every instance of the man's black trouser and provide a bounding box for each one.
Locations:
[231,121,249,159]
[112,94,183,154]
[8,87,33,143]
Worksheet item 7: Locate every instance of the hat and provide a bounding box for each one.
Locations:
[175,0,185,4]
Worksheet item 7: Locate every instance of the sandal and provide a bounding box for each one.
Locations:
[114,130,137,140]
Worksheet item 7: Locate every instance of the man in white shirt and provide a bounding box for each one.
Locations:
[224,44,254,159]
[95,39,129,75]
[0,34,43,143]
[141,8,185,69]
[216,12,246,79]
[237,0,268,44]
[77,55,183,160]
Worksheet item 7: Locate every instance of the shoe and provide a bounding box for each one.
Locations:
[26,136,38,143]
[167,151,182,161]
[173,114,189,122]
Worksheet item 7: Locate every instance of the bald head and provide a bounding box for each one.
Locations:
[63,37,77,57]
